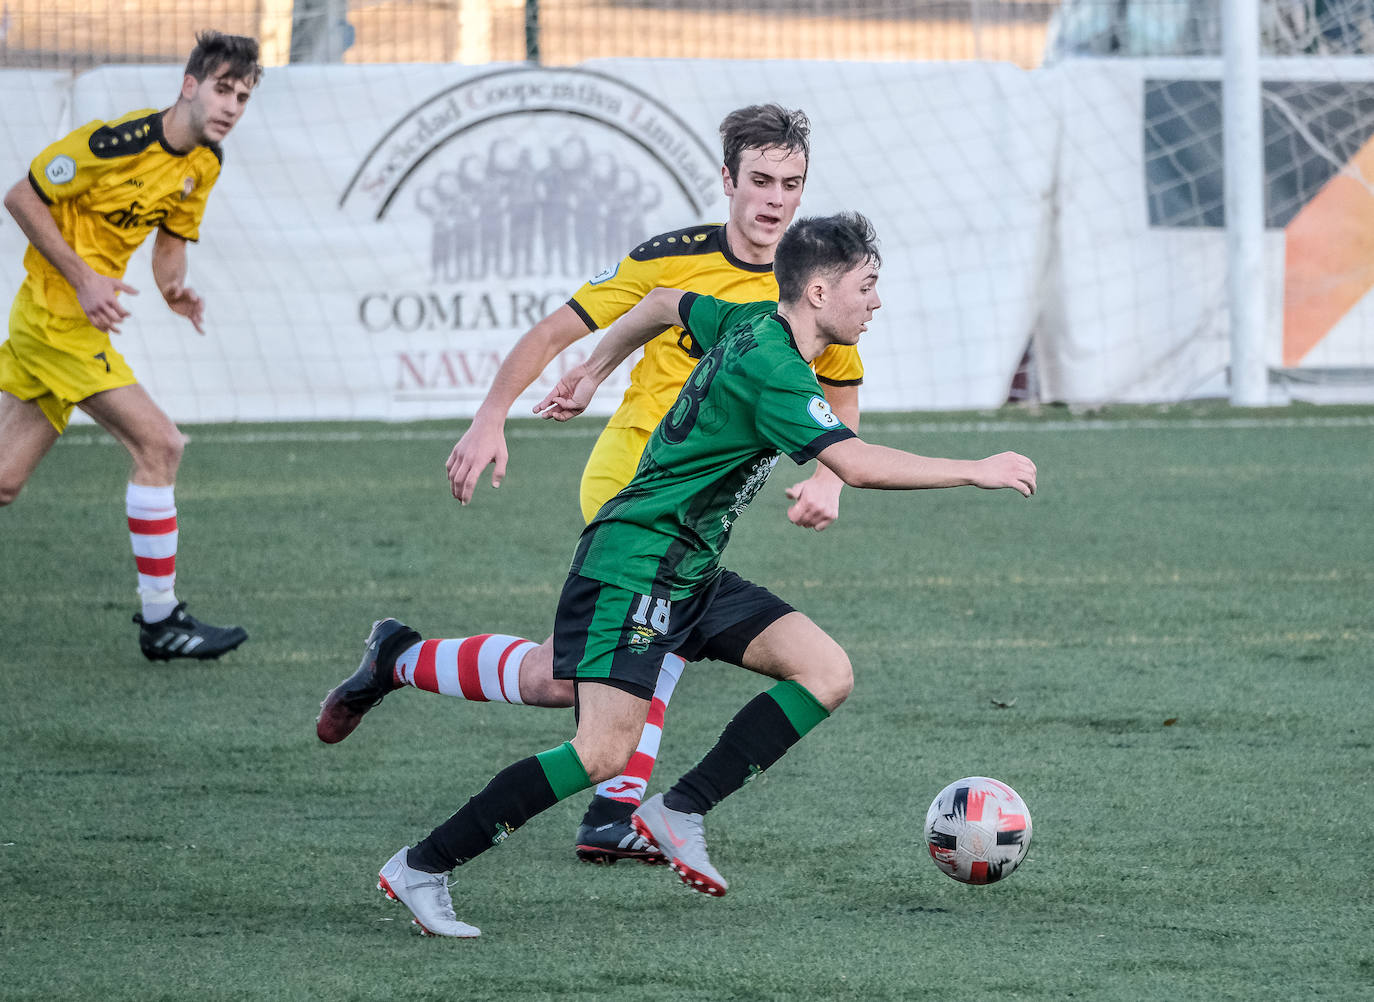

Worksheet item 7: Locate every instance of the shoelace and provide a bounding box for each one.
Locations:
[424,872,458,920]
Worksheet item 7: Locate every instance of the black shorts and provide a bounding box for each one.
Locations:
[551,569,794,699]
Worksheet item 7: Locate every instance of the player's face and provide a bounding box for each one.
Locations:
[723,145,807,262]
[820,259,881,345]
[181,63,254,144]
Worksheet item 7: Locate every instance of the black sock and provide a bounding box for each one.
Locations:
[664,685,825,816]
[409,756,558,872]
[408,741,592,873]
[581,793,633,827]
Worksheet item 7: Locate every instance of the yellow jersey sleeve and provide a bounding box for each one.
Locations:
[813,342,864,385]
[567,252,664,333]
[28,114,157,205]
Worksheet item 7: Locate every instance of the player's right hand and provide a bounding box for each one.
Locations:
[77,274,138,334]
[446,417,508,505]
[533,365,598,422]
[972,452,1037,497]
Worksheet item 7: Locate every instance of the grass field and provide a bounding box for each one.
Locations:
[2,402,1372,1001]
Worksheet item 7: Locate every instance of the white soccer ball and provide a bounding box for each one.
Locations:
[924,776,1032,885]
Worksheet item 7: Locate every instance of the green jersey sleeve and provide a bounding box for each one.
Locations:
[754,358,858,465]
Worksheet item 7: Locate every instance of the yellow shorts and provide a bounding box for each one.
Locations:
[1,282,136,433]
[579,424,652,523]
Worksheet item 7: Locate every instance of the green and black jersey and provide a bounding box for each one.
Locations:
[570,293,856,599]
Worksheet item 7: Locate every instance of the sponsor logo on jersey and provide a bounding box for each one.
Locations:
[589,263,619,285]
[722,454,780,531]
[103,200,170,229]
[103,200,170,230]
[807,395,840,429]
[181,177,195,200]
[44,155,76,185]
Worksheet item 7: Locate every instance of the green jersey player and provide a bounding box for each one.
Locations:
[369,212,1038,936]
[571,293,856,598]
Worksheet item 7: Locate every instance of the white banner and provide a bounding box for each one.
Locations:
[1,59,1370,422]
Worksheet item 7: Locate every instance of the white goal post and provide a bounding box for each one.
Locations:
[1225,0,1268,406]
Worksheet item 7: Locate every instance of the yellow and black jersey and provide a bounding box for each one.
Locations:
[567,223,864,433]
[21,108,221,319]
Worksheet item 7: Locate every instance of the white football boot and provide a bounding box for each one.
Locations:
[631,794,728,897]
[377,847,480,938]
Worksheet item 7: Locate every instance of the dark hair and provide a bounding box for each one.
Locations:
[774,212,881,304]
[719,104,811,183]
[185,30,263,88]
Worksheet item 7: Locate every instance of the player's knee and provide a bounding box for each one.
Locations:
[134,428,186,480]
[822,650,855,709]
[516,642,575,708]
[161,429,187,471]
[523,673,575,708]
[573,739,637,784]
[799,646,853,712]
[570,724,640,784]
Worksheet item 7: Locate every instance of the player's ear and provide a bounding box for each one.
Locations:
[180,74,199,101]
[806,279,827,310]
[721,164,735,197]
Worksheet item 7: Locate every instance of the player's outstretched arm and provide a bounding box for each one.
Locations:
[534,288,684,423]
[152,230,204,334]
[447,304,590,504]
[4,178,138,333]
[817,438,1037,497]
[785,382,859,530]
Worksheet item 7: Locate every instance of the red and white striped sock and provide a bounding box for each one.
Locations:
[595,653,686,807]
[393,634,537,704]
[127,482,178,623]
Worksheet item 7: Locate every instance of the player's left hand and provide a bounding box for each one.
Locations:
[785,476,842,531]
[163,282,206,334]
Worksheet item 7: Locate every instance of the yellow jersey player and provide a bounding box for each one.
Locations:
[0,31,261,661]
[318,105,863,865]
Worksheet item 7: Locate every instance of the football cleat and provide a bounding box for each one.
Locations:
[377,847,480,938]
[316,618,421,744]
[133,602,247,661]
[631,793,728,897]
[576,799,668,865]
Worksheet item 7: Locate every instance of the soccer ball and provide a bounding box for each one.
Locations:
[924,776,1032,885]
